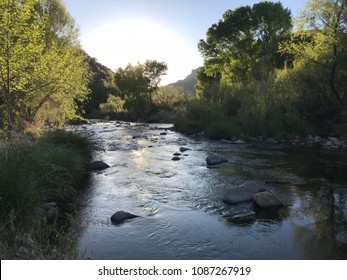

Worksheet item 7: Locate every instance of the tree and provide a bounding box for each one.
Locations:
[115,60,167,119]
[83,56,116,116]
[198,2,292,84]
[0,0,45,138]
[280,0,347,110]
[0,0,90,138]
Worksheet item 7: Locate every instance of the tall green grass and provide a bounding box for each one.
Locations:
[0,130,94,259]
[174,80,312,139]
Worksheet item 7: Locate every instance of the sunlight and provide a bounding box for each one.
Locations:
[82,18,202,84]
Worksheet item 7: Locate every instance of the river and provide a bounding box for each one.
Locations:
[75,121,347,259]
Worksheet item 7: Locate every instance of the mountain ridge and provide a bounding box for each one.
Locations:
[167,68,200,94]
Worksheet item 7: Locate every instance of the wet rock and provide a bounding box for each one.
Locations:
[253,191,283,208]
[173,153,181,156]
[313,135,322,144]
[206,155,228,167]
[226,211,256,225]
[222,181,266,205]
[41,202,58,220]
[160,132,167,136]
[89,161,110,171]
[111,211,139,225]
[172,156,181,161]
[179,147,190,152]
[234,140,246,144]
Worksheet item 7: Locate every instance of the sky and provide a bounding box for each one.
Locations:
[64,0,308,85]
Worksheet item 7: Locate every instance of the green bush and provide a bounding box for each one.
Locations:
[205,120,241,140]
[0,130,94,259]
[0,130,94,222]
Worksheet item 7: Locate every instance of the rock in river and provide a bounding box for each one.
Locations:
[206,155,228,167]
[253,191,283,208]
[89,161,110,171]
[111,211,139,225]
[222,181,266,205]
[172,156,181,161]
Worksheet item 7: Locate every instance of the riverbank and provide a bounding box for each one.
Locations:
[0,130,95,259]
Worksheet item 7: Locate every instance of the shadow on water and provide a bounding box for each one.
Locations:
[75,121,347,259]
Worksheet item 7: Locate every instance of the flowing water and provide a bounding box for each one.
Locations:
[75,121,347,260]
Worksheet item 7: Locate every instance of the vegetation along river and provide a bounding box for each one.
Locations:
[75,121,347,259]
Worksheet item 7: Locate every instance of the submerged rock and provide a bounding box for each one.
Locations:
[223,181,266,205]
[179,147,190,152]
[89,161,110,171]
[253,191,283,208]
[206,155,228,167]
[111,211,139,225]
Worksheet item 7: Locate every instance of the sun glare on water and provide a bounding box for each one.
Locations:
[82,19,201,84]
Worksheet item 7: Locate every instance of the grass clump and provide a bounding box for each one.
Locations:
[0,130,94,259]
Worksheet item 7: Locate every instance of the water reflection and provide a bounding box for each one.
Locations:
[76,121,347,259]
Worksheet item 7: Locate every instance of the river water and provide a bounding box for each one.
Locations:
[75,121,347,259]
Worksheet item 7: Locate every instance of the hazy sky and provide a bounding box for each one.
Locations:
[64,0,308,84]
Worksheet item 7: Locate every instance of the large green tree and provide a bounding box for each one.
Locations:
[198,1,292,84]
[280,0,347,110]
[0,0,90,138]
[115,60,167,119]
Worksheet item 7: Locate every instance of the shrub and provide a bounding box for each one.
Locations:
[0,130,94,222]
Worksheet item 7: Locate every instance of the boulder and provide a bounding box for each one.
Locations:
[173,153,181,156]
[111,211,139,225]
[253,191,283,208]
[206,155,228,167]
[160,132,167,136]
[89,161,110,171]
[222,181,266,205]
[179,147,190,152]
[172,156,181,161]
[41,202,58,221]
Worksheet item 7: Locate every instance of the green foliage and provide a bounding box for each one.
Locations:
[99,95,124,115]
[0,130,93,222]
[115,60,167,120]
[83,56,117,116]
[176,79,313,139]
[153,86,186,110]
[0,130,94,258]
[205,120,240,140]
[280,0,347,112]
[1,210,82,259]
[0,0,90,138]
[180,1,346,137]
[198,1,292,85]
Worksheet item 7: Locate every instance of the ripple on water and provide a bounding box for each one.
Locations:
[77,121,347,259]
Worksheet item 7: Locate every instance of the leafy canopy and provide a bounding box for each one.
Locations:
[115,60,167,119]
[198,1,292,84]
[0,0,90,135]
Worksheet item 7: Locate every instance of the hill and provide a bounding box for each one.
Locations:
[168,68,200,95]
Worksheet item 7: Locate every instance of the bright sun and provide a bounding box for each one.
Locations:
[82,19,202,85]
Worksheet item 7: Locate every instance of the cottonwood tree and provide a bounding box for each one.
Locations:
[280,0,347,110]
[0,0,90,139]
[198,2,292,85]
[115,60,167,119]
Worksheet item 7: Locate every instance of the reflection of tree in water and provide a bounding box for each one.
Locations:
[292,186,347,259]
